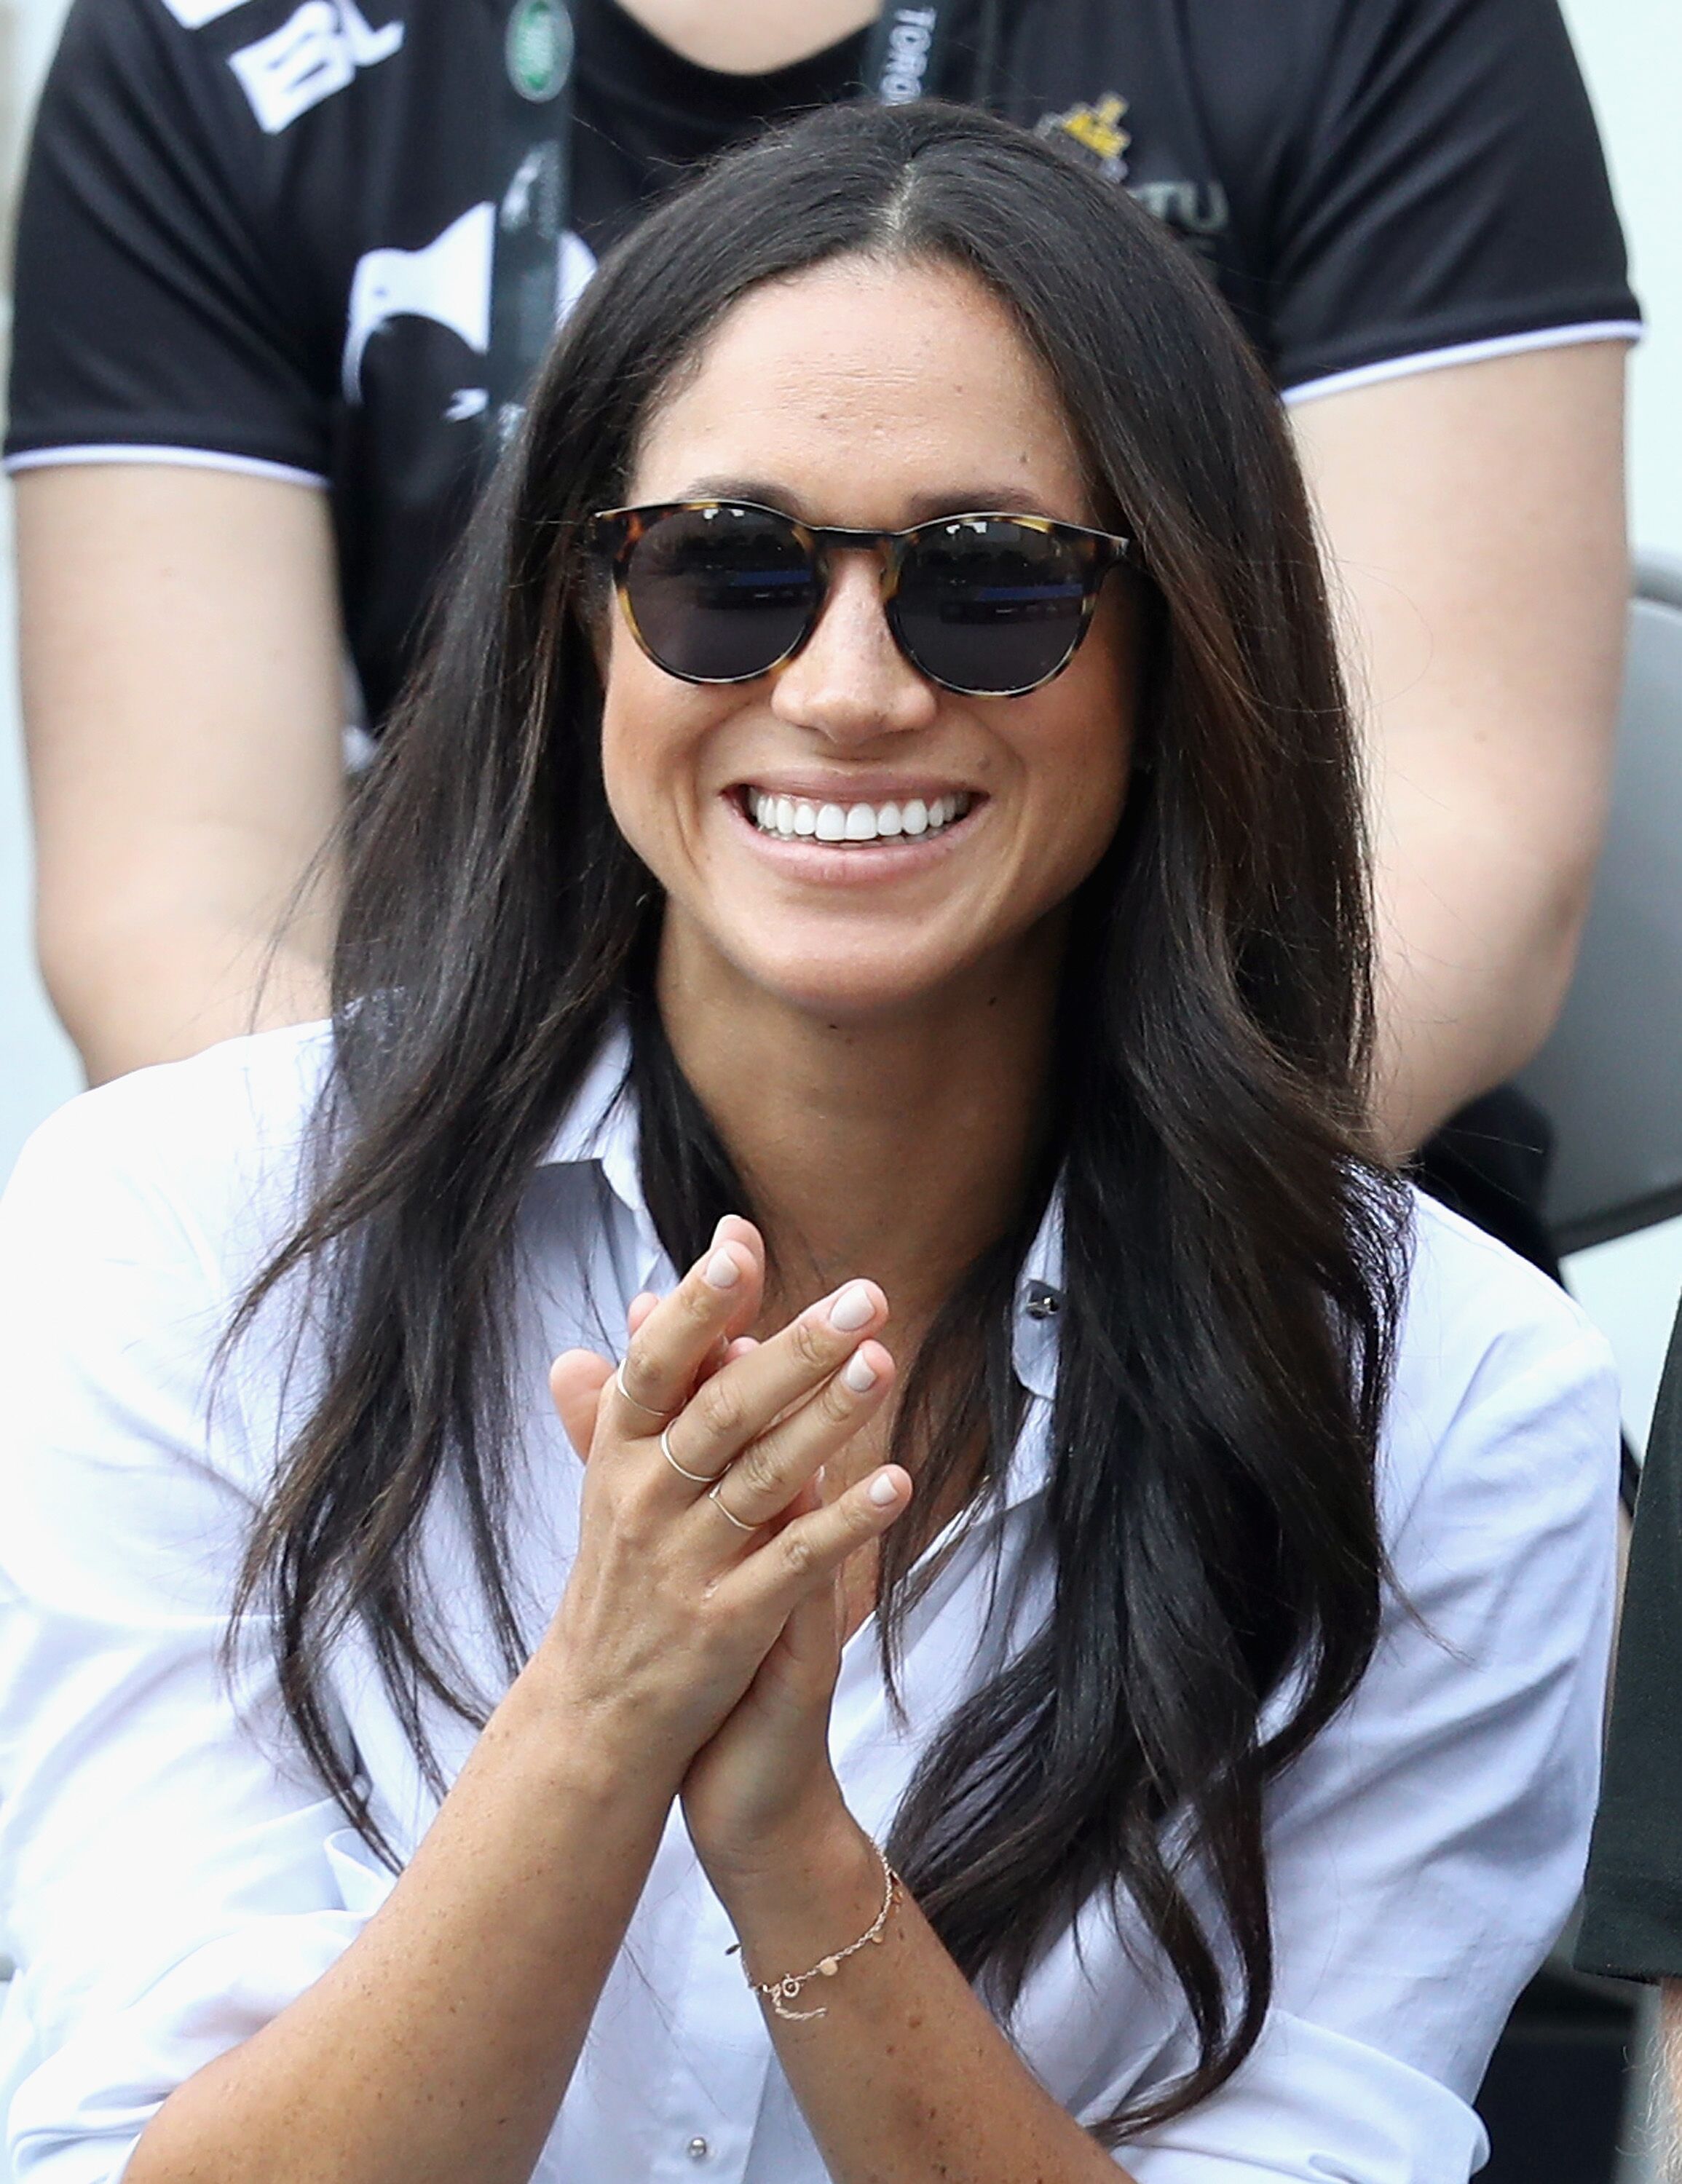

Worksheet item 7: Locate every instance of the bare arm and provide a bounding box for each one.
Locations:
[120,1653,676,2184]
[1290,341,1629,1158]
[119,1233,915,2184]
[17,464,348,1084]
[715,1816,1127,2184]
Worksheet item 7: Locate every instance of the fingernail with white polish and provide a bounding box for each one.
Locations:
[869,1471,902,1507]
[704,1249,741,1290]
[827,1282,874,1332]
[842,1349,877,1393]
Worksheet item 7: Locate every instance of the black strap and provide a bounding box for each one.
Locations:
[485,0,988,459]
[485,0,574,454]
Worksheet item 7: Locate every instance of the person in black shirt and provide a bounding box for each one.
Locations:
[1578,1296,1682,2100]
[6,0,1638,1176]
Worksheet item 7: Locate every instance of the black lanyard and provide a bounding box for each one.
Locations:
[485,0,574,451]
[483,0,979,455]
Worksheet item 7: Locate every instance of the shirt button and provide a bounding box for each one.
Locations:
[1023,1281,1062,1321]
[686,2140,711,2161]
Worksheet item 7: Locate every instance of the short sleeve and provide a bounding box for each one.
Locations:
[1257,0,1640,395]
[0,1087,368,2184]
[1576,1293,1682,1981]
[4,0,331,480]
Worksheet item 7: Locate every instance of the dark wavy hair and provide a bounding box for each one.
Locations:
[229,100,1408,2140]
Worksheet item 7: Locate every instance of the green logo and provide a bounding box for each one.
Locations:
[506,0,572,102]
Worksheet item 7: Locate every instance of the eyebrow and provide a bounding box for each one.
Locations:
[670,476,1075,526]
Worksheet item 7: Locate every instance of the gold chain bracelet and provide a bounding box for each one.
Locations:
[729,1840,901,2022]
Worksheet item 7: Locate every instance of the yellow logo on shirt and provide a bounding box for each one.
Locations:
[1036,93,1131,183]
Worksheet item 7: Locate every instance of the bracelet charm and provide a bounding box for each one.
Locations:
[733,1840,900,2022]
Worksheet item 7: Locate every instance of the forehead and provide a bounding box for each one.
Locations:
[628,256,1094,526]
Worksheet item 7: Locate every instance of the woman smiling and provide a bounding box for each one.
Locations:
[0,102,1618,2184]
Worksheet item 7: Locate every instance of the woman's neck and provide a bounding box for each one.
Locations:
[611,0,880,76]
[656,925,1061,1341]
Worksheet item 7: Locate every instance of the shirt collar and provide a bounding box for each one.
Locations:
[536,1026,1062,1476]
[538,1020,643,1206]
[537,1021,670,1298]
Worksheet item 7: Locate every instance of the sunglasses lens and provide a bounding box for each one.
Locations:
[622,505,817,682]
[893,518,1091,695]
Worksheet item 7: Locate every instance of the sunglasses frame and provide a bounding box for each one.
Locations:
[588,499,1136,699]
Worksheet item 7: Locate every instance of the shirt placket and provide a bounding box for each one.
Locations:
[646,1851,774,2182]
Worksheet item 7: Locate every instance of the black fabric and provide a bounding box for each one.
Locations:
[7,0,1637,729]
[1577,1292,1682,1983]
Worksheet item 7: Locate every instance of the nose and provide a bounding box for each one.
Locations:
[769,550,939,744]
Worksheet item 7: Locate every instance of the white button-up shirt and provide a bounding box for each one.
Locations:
[0,1024,1620,2184]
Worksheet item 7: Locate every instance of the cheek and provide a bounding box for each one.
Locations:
[598,638,734,861]
[597,638,672,853]
[596,663,639,836]
[1024,601,1138,866]
[1038,737,1132,900]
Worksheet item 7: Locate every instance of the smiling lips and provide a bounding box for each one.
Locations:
[745,788,975,844]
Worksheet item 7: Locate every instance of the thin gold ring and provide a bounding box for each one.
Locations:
[660,1423,717,1487]
[614,1362,670,1425]
[708,1481,757,1533]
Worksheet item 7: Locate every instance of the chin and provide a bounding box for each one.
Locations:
[736,946,971,1025]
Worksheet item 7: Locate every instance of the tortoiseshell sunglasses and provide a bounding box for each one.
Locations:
[588,500,1135,699]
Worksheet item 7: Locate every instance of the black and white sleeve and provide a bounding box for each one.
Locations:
[1256,0,1640,403]
[4,0,333,484]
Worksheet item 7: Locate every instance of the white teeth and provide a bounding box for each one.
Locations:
[746,790,971,843]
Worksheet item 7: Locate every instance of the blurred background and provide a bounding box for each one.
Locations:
[0,0,1679,2172]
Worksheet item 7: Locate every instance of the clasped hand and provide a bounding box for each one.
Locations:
[546,1216,910,1886]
